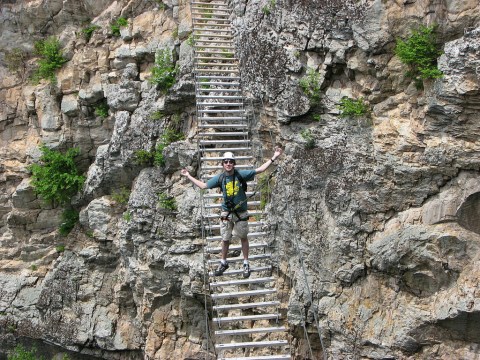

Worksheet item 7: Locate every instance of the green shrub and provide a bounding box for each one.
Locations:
[111,187,131,205]
[4,48,27,73]
[300,129,315,149]
[202,8,213,19]
[7,344,43,360]
[258,173,273,210]
[123,212,132,222]
[155,0,166,10]
[221,49,234,58]
[59,208,79,236]
[299,67,322,104]
[110,17,128,37]
[154,127,185,166]
[94,102,109,118]
[134,149,155,166]
[81,24,101,42]
[186,34,195,47]
[199,77,210,89]
[171,113,182,126]
[29,145,85,206]
[338,97,370,118]
[153,146,166,166]
[262,0,276,15]
[150,110,165,121]
[133,125,184,168]
[56,244,65,253]
[172,26,179,39]
[7,324,16,333]
[158,192,177,211]
[32,37,67,83]
[395,24,443,83]
[150,48,177,92]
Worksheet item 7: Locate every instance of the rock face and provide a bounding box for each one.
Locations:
[1,0,480,359]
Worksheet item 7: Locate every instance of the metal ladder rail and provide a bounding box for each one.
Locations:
[221,3,293,358]
[191,0,251,325]
[190,1,291,358]
[195,6,284,360]
[240,3,326,352]
[190,6,232,358]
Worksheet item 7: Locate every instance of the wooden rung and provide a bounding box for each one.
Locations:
[197,109,244,113]
[195,69,239,73]
[210,276,274,287]
[198,131,247,136]
[212,311,279,320]
[206,232,266,242]
[215,326,286,336]
[208,253,271,264]
[206,241,267,254]
[213,300,280,311]
[196,75,240,80]
[199,116,245,120]
[215,340,288,350]
[203,210,262,220]
[209,265,271,277]
[217,355,291,360]
[194,34,232,39]
[204,221,263,228]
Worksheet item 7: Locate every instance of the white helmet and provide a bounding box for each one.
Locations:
[222,152,235,160]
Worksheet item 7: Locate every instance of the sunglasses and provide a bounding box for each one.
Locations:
[223,159,235,164]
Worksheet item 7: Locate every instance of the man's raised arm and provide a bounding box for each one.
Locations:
[255,146,283,174]
[181,169,208,189]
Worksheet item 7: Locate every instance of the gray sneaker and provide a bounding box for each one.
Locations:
[214,262,229,276]
[242,263,251,278]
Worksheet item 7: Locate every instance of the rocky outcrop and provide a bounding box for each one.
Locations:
[1,0,480,359]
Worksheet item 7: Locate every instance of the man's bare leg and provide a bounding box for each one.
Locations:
[241,237,250,278]
[221,240,230,261]
[215,240,230,276]
[241,238,249,260]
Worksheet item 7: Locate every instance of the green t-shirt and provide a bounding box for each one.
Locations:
[207,170,256,212]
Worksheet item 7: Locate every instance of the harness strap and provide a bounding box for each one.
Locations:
[219,168,278,223]
[221,209,249,223]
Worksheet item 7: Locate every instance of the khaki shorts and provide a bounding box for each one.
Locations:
[220,211,249,242]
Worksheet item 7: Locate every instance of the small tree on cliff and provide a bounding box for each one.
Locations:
[29,145,85,206]
[395,24,443,86]
[29,145,85,235]
[150,48,177,93]
[32,37,67,83]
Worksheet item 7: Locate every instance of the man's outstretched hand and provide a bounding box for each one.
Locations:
[272,145,283,160]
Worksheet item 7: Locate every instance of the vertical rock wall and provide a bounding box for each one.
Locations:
[231,0,480,358]
[0,0,208,358]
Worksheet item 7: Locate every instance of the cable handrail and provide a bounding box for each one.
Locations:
[228,0,329,356]
[276,164,328,360]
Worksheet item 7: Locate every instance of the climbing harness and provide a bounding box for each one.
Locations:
[218,167,278,223]
[217,169,249,222]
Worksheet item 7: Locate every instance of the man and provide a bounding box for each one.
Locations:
[181,146,283,278]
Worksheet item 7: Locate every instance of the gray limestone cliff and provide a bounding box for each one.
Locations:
[1,0,480,359]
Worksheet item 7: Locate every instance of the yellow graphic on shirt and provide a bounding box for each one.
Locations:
[225,180,240,197]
